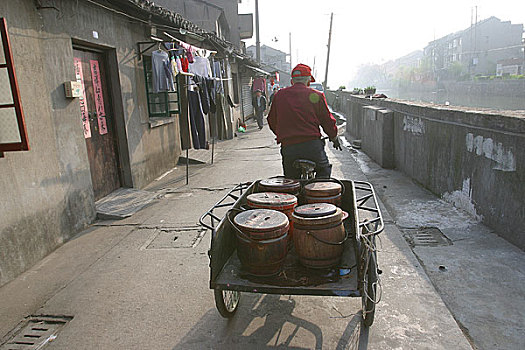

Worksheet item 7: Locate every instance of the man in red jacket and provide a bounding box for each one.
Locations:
[267,63,342,179]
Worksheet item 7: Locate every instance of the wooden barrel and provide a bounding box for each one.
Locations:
[304,181,342,207]
[292,203,347,268]
[258,178,300,195]
[233,209,289,276]
[246,192,297,239]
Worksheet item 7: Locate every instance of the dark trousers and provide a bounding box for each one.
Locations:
[255,109,264,128]
[188,90,206,149]
[280,139,332,179]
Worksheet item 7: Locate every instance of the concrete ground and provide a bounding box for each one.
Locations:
[0,120,522,349]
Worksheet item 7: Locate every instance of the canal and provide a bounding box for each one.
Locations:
[384,89,525,111]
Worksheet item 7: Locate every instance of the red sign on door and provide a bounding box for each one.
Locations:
[90,60,108,135]
[74,57,91,138]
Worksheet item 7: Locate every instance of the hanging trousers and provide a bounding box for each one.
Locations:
[187,90,207,149]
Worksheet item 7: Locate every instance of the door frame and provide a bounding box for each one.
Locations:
[72,39,133,189]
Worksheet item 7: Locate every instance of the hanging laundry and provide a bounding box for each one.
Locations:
[180,42,195,63]
[188,90,207,149]
[151,50,174,93]
[252,77,266,94]
[211,60,223,93]
[215,93,228,140]
[181,56,189,73]
[178,75,192,150]
[206,77,216,114]
[176,56,183,73]
[189,56,211,77]
[193,75,210,115]
[170,56,179,79]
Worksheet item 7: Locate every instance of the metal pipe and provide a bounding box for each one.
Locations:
[255,0,261,63]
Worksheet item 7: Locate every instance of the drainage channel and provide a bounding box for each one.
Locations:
[0,316,73,350]
[400,226,453,248]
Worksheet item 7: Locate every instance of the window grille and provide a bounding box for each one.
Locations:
[142,55,180,119]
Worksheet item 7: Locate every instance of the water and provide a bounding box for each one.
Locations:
[384,89,525,111]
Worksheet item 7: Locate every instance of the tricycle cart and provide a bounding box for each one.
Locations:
[199,179,384,326]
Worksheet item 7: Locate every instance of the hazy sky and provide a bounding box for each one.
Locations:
[238,0,525,87]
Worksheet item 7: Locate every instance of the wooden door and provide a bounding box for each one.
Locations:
[73,49,121,200]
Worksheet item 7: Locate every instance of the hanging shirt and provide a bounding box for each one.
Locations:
[189,56,211,77]
[212,60,223,93]
[181,57,189,73]
[181,43,195,63]
[252,77,266,93]
[170,56,179,79]
[152,50,173,93]
[176,56,183,73]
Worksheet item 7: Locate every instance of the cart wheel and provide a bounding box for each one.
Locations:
[214,289,240,318]
[362,251,378,327]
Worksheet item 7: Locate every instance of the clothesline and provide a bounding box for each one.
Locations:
[180,71,230,81]
[163,31,217,57]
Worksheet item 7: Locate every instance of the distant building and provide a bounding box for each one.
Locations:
[246,44,291,72]
[424,17,524,79]
[496,58,523,76]
[382,50,424,80]
[246,44,291,88]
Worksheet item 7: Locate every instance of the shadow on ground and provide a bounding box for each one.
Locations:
[173,293,369,349]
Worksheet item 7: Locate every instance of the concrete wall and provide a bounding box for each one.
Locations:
[331,91,525,249]
[0,0,182,286]
[362,107,394,169]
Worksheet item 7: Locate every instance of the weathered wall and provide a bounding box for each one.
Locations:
[330,91,525,249]
[0,0,182,286]
[0,1,95,286]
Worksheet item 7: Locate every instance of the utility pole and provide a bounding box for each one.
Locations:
[255,0,260,63]
[323,12,333,90]
[289,32,292,69]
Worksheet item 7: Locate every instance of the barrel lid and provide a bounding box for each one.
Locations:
[304,181,342,196]
[294,203,337,218]
[259,178,300,190]
[234,209,289,231]
[247,192,297,206]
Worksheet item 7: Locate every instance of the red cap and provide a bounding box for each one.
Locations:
[291,63,315,82]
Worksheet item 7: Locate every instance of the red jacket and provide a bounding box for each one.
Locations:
[267,83,338,146]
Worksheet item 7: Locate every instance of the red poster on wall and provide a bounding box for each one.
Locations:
[74,57,91,138]
[89,60,108,135]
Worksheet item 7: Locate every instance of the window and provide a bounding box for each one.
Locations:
[0,18,29,157]
[142,55,180,119]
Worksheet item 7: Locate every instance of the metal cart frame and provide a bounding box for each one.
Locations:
[199,179,383,326]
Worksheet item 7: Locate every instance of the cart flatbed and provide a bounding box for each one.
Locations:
[215,244,360,296]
